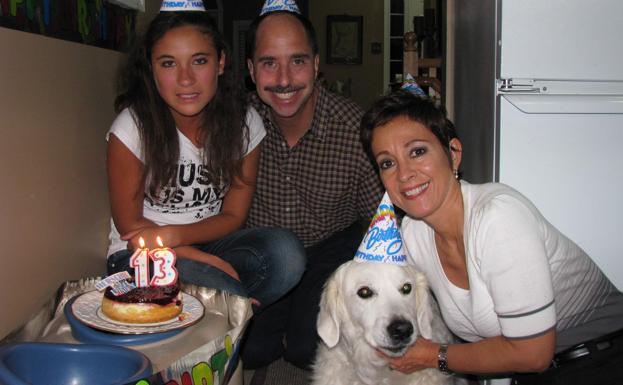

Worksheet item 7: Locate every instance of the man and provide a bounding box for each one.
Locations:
[243,8,384,370]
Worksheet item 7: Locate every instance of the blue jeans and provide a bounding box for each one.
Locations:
[107,227,305,309]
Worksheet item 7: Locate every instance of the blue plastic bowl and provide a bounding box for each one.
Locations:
[0,342,152,385]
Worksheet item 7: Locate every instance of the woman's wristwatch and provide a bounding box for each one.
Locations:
[437,344,453,374]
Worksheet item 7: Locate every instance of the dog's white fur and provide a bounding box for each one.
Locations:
[311,261,458,385]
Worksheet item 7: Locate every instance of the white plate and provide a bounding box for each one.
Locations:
[71,290,204,334]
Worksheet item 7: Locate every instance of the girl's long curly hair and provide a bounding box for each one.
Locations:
[115,11,248,196]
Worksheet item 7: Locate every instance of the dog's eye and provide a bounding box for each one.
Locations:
[400,283,412,295]
[357,286,374,299]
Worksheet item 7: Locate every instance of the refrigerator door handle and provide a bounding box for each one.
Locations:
[498,78,541,93]
[503,94,623,114]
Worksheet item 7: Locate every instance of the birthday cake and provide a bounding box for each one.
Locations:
[101,281,183,324]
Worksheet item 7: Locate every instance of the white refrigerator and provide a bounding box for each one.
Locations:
[453,0,623,289]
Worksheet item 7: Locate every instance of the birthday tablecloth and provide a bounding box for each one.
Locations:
[2,277,252,385]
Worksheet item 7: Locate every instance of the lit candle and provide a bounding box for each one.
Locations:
[129,237,150,288]
[149,236,178,286]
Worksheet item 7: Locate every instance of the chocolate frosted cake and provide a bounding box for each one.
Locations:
[101,282,183,323]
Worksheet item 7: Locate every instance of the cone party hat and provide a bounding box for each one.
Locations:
[354,192,408,266]
[260,0,300,16]
[160,0,205,12]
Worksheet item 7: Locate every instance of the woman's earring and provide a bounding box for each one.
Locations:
[453,169,459,179]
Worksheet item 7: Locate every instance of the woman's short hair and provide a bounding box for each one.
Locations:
[361,90,459,164]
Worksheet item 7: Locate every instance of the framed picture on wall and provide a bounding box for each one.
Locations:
[326,15,363,65]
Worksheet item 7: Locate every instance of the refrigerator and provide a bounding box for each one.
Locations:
[452,0,623,290]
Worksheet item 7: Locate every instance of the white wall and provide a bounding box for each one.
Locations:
[0,27,121,338]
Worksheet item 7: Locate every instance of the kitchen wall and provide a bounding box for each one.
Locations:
[0,27,121,338]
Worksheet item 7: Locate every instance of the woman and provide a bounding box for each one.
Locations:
[106,9,305,308]
[360,90,623,384]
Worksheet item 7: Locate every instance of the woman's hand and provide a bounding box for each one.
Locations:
[378,337,439,374]
[381,330,556,375]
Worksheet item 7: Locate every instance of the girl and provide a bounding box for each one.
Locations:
[106,10,305,308]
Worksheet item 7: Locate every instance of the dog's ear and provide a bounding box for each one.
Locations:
[412,268,434,340]
[316,263,347,348]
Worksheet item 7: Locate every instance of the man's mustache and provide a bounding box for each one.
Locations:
[264,85,305,93]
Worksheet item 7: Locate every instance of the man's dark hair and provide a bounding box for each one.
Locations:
[245,11,318,60]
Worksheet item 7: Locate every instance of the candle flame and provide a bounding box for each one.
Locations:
[156,236,164,247]
[138,237,145,248]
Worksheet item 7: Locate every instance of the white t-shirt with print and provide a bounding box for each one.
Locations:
[106,107,265,256]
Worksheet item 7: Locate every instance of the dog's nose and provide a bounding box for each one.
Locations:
[387,319,414,343]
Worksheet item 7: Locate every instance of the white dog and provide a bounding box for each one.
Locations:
[311,260,459,385]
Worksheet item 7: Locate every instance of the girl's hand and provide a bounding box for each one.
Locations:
[121,226,158,251]
[378,337,439,374]
[122,225,180,251]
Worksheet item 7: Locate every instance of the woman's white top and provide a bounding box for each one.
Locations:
[401,181,623,350]
[106,107,265,256]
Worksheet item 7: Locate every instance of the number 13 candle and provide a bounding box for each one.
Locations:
[150,236,179,286]
[129,237,150,287]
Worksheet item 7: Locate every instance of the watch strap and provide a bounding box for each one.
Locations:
[437,344,452,374]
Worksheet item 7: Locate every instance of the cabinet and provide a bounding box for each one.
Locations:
[384,0,443,99]
[388,0,406,84]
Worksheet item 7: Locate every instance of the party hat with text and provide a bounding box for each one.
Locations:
[260,0,300,15]
[160,0,205,12]
[354,192,409,265]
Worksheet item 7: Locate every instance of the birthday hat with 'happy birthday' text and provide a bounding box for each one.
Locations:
[260,0,300,16]
[160,0,205,12]
[354,192,409,266]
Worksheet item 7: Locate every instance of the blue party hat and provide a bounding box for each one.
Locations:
[160,0,205,12]
[401,73,426,96]
[260,0,300,16]
[354,192,409,266]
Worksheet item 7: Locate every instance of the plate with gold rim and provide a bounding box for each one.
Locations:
[71,290,204,334]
